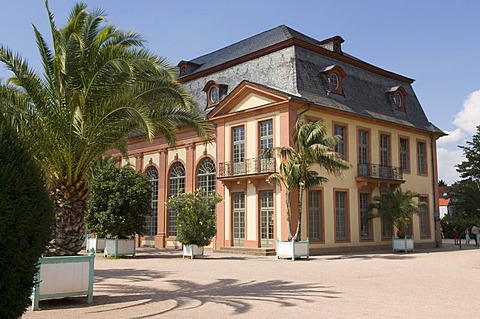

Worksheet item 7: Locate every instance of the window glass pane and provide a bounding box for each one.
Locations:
[309,190,321,240]
[145,166,158,237]
[335,192,347,240]
[360,193,370,239]
[168,163,185,237]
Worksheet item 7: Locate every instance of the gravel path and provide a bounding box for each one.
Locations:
[22,240,477,319]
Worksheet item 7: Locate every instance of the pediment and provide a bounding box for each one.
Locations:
[208,81,290,119]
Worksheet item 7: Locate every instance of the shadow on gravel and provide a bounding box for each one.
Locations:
[325,254,415,261]
[83,268,341,318]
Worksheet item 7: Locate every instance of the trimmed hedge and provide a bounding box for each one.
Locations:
[0,122,53,318]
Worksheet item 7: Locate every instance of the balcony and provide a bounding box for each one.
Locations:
[356,163,404,189]
[218,157,276,179]
[358,163,403,180]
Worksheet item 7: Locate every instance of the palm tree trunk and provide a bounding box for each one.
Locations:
[285,188,293,240]
[46,186,87,256]
[292,185,305,241]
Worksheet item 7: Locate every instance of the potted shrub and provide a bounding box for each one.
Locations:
[268,118,350,260]
[368,188,426,253]
[86,160,151,257]
[167,189,222,259]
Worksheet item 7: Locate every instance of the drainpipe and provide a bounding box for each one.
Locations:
[431,133,442,248]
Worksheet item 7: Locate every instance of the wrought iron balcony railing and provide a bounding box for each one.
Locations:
[357,163,403,180]
[218,157,276,178]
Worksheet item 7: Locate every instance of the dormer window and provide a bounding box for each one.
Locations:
[203,80,228,108]
[386,86,407,112]
[209,87,218,104]
[320,65,346,95]
[177,60,202,77]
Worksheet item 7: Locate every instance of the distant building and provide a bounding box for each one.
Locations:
[114,25,445,253]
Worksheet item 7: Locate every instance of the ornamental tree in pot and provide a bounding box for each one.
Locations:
[367,187,426,253]
[86,160,151,257]
[167,189,222,258]
[268,118,350,259]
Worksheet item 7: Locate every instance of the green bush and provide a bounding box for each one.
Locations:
[86,161,151,238]
[167,189,222,247]
[0,122,53,318]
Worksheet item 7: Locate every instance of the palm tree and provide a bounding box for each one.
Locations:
[268,118,350,241]
[0,2,213,255]
[368,188,425,238]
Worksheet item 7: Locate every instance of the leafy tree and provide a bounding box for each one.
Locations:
[438,179,447,187]
[0,120,53,318]
[449,180,480,219]
[86,160,151,239]
[367,188,425,238]
[268,118,350,241]
[167,189,222,247]
[456,125,480,181]
[0,2,212,255]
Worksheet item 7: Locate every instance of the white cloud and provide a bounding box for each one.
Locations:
[437,147,463,185]
[453,90,480,135]
[437,128,466,146]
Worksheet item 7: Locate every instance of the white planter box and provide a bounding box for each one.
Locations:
[392,237,414,253]
[276,238,310,260]
[104,238,136,257]
[86,237,106,253]
[31,253,95,310]
[183,244,204,259]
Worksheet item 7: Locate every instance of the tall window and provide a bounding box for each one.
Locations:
[197,158,216,193]
[168,162,185,237]
[233,192,245,246]
[359,193,370,239]
[259,120,273,172]
[358,130,369,176]
[380,134,390,178]
[309,190,322,241]
[334,124,346,158]
[399,138,409,172]
[381,195,392,239]
[232,126,245,175]
[335,191,348,241]
[417,141,427,174]
[419,196,429,237]
[145,166,158,237]
[260,190,274,247]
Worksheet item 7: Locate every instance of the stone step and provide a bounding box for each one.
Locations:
[216,247,276,256]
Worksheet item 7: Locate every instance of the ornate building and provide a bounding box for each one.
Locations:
[115,25,445,254]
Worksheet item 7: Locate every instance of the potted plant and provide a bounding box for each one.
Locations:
[367,187,426,253]
[167,189,222,259]
[86,160,151,257]
[268,118,350,260]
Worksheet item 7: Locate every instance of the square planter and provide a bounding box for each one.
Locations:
[31,252,95,310]
[183,244,204,259]
[104,238,136,257]
[276,238,310,260]
[86,237,106,253]
[392,237,414,253]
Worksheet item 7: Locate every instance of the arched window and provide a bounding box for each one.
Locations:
[145,166,158,237]
[197,158,216,193]
[168,162,185,237]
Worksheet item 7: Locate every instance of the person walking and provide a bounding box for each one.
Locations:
[453,227,459,245]
[472,225,479,247]
[465,229,471,245]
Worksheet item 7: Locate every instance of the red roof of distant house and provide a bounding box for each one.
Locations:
[439,198,450,206]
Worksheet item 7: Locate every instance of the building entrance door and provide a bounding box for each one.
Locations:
[260,190,274,247]
[232,192,245,246]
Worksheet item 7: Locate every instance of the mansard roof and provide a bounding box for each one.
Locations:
[178,25,444,136]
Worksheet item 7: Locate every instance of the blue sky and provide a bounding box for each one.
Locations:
[1,0,479,185]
